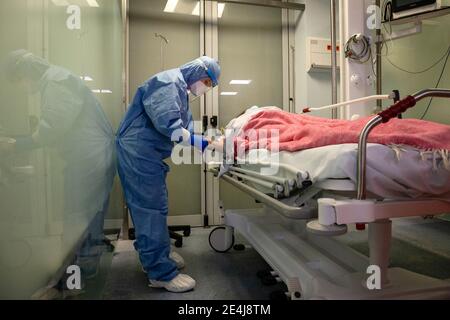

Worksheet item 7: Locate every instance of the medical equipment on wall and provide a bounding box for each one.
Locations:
[306,37,341,73]
[208,89,450,299]
[344,34,372,64]
[343,33,379,88]
[390,0,445,19]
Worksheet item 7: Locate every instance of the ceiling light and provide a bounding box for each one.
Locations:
[80,76,94,82]
[192,2,200,16]
[218,3,226,18]
[51,0,69,6]
[164,0,179,13]
[86,0,99,7]
[92,89,112,94]
[221,92,238,96]
[230,80,252,85]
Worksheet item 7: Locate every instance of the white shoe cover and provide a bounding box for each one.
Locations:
[149,274,196,293]
[170,251,185,270]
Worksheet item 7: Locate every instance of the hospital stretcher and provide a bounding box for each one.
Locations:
[208,89,450,300]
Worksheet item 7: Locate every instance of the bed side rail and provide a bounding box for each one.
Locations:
[357,88,450,200]
[218,172,317,220]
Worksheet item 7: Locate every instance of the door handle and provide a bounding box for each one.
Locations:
[210,116,218,128]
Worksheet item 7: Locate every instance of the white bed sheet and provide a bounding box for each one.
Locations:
[239,143,450,199]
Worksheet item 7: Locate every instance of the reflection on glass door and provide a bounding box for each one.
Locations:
[0,0,123,299]
[129,0,203,223]
[217,2,284,210]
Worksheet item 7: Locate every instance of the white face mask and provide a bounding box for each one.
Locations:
[190,80,211,97]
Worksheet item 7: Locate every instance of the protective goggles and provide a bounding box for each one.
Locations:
[196,58,219,87]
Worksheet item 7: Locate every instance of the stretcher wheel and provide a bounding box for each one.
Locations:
[183,229,191,237]
[209,227,234,253]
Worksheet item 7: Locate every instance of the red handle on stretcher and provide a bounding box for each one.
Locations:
[378,95,416,123]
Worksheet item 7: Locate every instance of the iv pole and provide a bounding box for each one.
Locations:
[155,33,169,71]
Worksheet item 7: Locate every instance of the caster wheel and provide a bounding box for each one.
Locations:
[233,244,245,251]
[209,227,234,253]
[128,228,136,240]
[183,230,191,237]
[174,240,183,248]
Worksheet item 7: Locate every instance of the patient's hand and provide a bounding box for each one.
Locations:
[209,136,224,151]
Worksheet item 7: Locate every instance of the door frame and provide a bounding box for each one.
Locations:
[203,1,295,226]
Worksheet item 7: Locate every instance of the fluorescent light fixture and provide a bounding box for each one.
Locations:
[92,89,112,94]
[218,3,226,18]
[51,0,69,6]
[80,76,94,82]
[221,92,238,96]
[192,2,200,16]
[86,0,99,7]
[164,0,179,13]
[230,80,252,85]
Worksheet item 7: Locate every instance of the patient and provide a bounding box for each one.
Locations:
[208,106,281,152]
[214,106,450,154]
[211,106,450,199]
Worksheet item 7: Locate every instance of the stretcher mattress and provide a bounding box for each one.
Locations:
[221,106,450,199]
[236,143,450,199]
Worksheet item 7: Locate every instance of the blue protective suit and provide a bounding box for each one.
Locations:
[116,57,220,281]
[5,50,116,278]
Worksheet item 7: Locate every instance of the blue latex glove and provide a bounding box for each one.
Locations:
[190,135,209,152]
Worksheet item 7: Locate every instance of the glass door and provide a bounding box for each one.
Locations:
[0,0,123,299]
[214,2,285,217]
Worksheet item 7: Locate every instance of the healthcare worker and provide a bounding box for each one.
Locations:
[1,50,116,279]
[116,56,220,293]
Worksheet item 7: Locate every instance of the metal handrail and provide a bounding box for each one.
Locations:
[221,173,316,220]
[229,166,293,187]
[228,171,281,193]
[356,89,450,200]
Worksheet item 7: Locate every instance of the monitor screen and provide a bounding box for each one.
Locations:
[392,0,437,12]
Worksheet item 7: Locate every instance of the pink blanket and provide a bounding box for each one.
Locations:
[236,110,450,152]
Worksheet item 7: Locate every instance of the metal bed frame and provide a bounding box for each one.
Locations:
[208,89,450,300]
